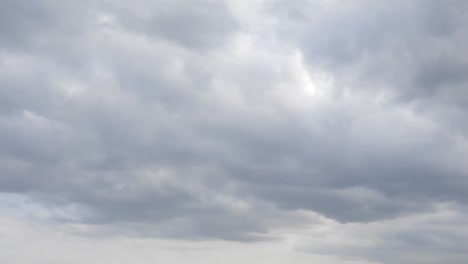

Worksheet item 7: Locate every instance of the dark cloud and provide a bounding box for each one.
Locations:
[1,0,468,262]
[110,0,238,50]
[0,0,94,52]
[269,0,468,106]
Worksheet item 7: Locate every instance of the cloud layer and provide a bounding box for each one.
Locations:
[1,0,468,263]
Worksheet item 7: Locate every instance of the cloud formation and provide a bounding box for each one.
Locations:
[1,0,468,263]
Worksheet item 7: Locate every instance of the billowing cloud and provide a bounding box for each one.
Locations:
[1,0,468,263]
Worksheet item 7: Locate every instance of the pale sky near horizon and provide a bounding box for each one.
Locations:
[1,0,468,263]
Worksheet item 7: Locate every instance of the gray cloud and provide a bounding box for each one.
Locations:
[1,0,468,263]
[269,0,468,105]
[107,0,238,50]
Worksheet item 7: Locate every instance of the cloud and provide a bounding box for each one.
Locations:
[1,0,468,263]
[291,202,468,264]
[268,0,468,106]
[111,0,238,50]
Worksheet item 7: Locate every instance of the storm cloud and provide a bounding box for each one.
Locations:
[1,0,468,263]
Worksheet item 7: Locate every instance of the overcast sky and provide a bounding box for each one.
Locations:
[1,0,468,263]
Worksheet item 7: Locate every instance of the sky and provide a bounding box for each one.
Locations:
[1,0,468,263]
